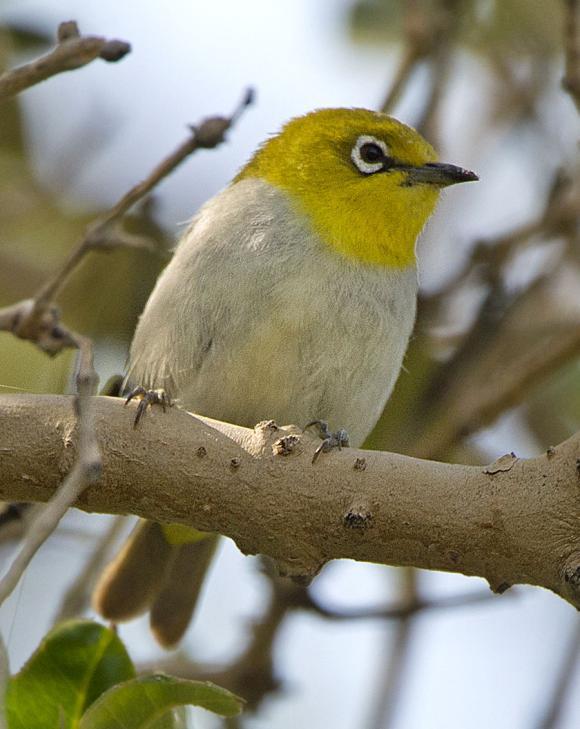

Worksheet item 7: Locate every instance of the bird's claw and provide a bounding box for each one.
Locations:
[124,386,171,428]
[305,420,350,464]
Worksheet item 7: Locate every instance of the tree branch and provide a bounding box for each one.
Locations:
[1,394,579,609]
[53,515,129,623]
[535,618,580,729]
[366,568,417,729]
[563,0,580,111]
[0,88,253,357]
[0,21,130,102]
[302,583,502,621]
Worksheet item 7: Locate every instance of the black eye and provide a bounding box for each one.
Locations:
[359,142,384,164]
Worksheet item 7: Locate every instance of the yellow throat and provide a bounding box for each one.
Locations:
[236,108,443,269]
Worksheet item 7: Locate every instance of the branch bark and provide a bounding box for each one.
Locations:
[1,394,579,609]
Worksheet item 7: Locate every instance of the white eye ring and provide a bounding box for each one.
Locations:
[351,135,390,175]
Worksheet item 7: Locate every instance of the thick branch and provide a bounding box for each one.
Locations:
[1,394,579,609]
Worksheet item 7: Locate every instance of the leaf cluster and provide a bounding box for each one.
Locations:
[4,620,243,728]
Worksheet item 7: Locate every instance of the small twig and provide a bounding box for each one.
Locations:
[535,618,580,729]
[562,0,580,111]
[0,338,100,607]
[367,569,417,729]
[140,573,290,709]
[413,306,580,461]
[212,583,288,707]
[35,86,253,309]
[0,452,90,607]
[54,515,129,623]
[380,0,460,146]
[424,170,578,313]
[0,88,254,357]
[415,0,462,144]
[380,0,433,113]
[381,45,424,114]
[304,584,505,621]
[0,21,130,102]
[0,298,77,355]
[194,572,501,713]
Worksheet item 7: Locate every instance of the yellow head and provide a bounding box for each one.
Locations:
[236,108,477,268]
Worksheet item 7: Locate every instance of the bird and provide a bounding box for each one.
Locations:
[93,107,477,647]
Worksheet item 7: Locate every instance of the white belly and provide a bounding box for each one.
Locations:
[128,179,418,447]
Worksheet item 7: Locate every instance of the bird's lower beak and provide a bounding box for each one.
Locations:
[403,162,478,187]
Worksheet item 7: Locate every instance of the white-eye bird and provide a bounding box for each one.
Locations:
[94,108,477,646]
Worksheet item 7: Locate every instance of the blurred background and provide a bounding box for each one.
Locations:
[1,0,579,727]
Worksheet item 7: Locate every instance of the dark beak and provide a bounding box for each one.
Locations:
[402,162,478,187]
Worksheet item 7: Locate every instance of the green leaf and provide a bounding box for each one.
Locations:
[148,708,188,729]
[6,620,135,729]
[79,674,244,728]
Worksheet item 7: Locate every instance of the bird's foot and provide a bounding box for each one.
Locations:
[305,420,350,464]
[124,386,171,428]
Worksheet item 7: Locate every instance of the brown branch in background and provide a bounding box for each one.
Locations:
[0,88,254,358]
[141,573,292,710]
[535,619,580,729]
[379,0,425,115]
[380,0,438,114]
[424,171,579,309]
[138,564,501,713]
[0,19,127,606]
[371,4,580,716]
[380,0,460,146]
[413,172,580,460]
[54,515,129,623]
[34,87,253,308]
[562,0,580,111]
[415,0,462,144]
[303,582,503,621]
[380,44,423,114]
[0,21,130,102]
[208,580,290,708]
[367,569,417,729]
[414,316,580,460]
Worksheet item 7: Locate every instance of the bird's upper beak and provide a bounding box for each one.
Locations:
[401,162,479,187]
